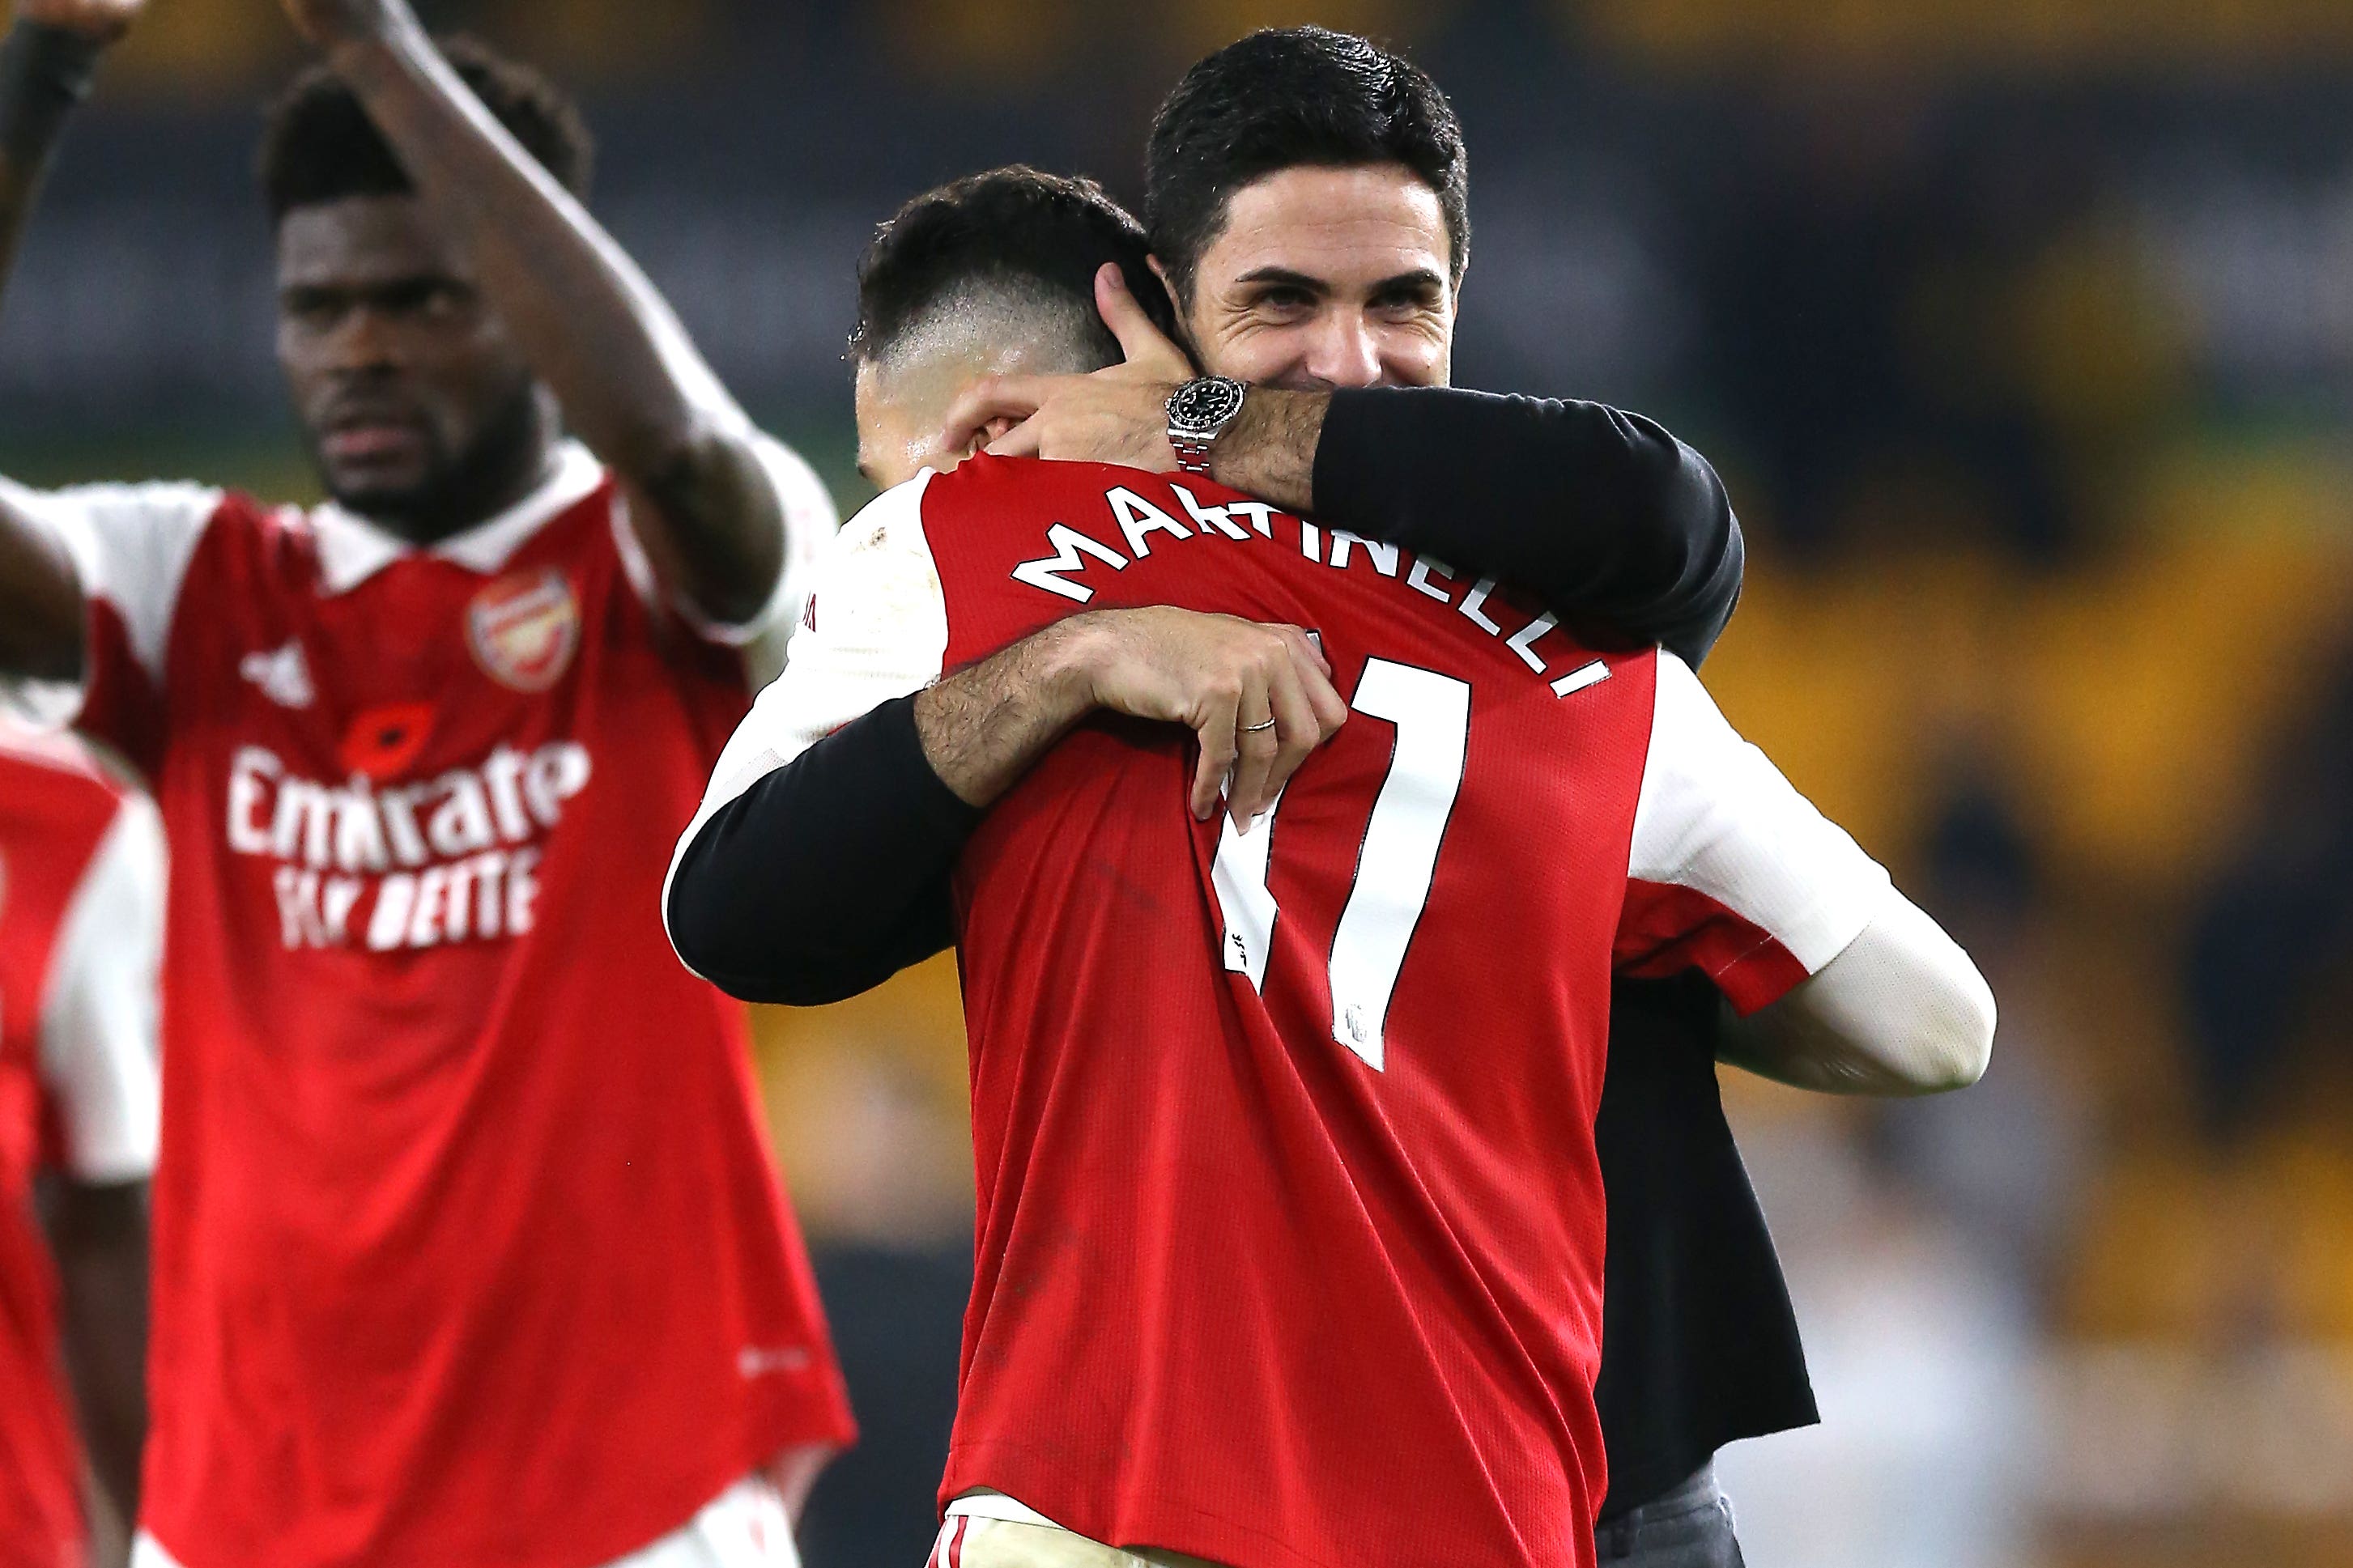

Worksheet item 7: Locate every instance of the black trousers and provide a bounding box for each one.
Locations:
[1593,1464,1744,1567]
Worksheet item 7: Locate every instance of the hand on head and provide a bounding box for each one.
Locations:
[934,264,1202,471]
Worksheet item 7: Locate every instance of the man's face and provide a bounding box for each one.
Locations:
[1174,164,1457,392]
[276,194,542,525]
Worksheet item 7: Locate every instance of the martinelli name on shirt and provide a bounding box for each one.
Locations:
[1007,481,1611,699]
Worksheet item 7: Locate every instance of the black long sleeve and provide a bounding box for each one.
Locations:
[1312,388,1745,669]
[666,693,979,1005]
[674,391,1750,1009]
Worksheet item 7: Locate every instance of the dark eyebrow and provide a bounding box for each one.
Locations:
[279,274,462,304]
[1367,268,1448,300]
[1233,267,1330,296]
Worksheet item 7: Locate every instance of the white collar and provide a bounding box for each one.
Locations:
[308,440,607,596]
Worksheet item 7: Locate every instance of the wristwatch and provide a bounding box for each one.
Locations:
[1165,376,1249,475]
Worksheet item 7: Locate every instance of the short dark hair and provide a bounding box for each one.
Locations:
[850,164,1179,368]
[260,36,594,223]
[1145,26,1470,304]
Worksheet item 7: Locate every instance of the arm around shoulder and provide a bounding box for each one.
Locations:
[1307,387,1745,666]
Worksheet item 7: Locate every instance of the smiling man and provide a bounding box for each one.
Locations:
[0,2,851,1566]
[930,28,1876,1566]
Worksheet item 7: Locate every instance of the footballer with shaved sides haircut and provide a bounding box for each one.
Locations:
[851,167,1182,493]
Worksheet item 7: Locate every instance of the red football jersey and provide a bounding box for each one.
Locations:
[15,442,853,1568]
[0,720,162,1568]
[680,458,1888,1568]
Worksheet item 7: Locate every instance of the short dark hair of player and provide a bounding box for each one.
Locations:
[849,164,1181,371]
[1144,26,1470,305]
[258,35,594,224]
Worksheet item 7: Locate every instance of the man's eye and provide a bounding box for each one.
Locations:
[1253,290,1315,313]
[286,297,342,329]
[382,283,465,318]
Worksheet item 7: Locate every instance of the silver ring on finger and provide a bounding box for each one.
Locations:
[1241,716,1279,733]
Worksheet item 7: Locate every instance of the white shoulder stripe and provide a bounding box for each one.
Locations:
[2,476,223,687]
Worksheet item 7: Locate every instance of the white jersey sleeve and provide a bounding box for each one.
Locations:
[39,790,165,1186]
[1615,652,1894,1013]
[745,431,841,644]
[0,476,223,692]
[662,470,947,924]
[612,433,840,668]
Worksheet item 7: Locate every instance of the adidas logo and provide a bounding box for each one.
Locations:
[240,641,315,710]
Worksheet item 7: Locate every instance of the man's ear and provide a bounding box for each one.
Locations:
[1147,254,1204,372]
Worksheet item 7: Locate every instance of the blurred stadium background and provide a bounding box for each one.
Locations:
[11,2,2353,1565]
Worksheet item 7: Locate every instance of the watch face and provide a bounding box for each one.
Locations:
[1168,376,1246,435]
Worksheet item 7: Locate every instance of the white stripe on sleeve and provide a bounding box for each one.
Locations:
[611,433,843,667]
[0,478,220,691]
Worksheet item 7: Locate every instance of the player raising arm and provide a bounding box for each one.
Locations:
[0,0,811,682]
[0,0,130,290]
[272,0,789,623]
[0,0,138,681]
[0,5,850,1567]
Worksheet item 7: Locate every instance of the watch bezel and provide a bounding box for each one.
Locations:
[1166,376,1249,437]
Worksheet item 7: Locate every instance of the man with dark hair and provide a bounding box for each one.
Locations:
[668,167,1346,1009]
[1143,24,1470,308]
[852,168,1181,509]
[666,165,1994,1568]
[934,25,1904,1566]
[262,29,594,213]
[0,1,854,1565]
[950,30,1738,672]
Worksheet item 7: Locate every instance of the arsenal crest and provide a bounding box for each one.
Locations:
[466,568,581,694]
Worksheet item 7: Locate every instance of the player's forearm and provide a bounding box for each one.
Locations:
[326,26,782,618]
[1306,388,1746,668]
[40,1177,148,1523]
[1719,892,1996,1096]
[1206,389,1325,515]
[0,20,108,309]
[912,615,1104,808]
